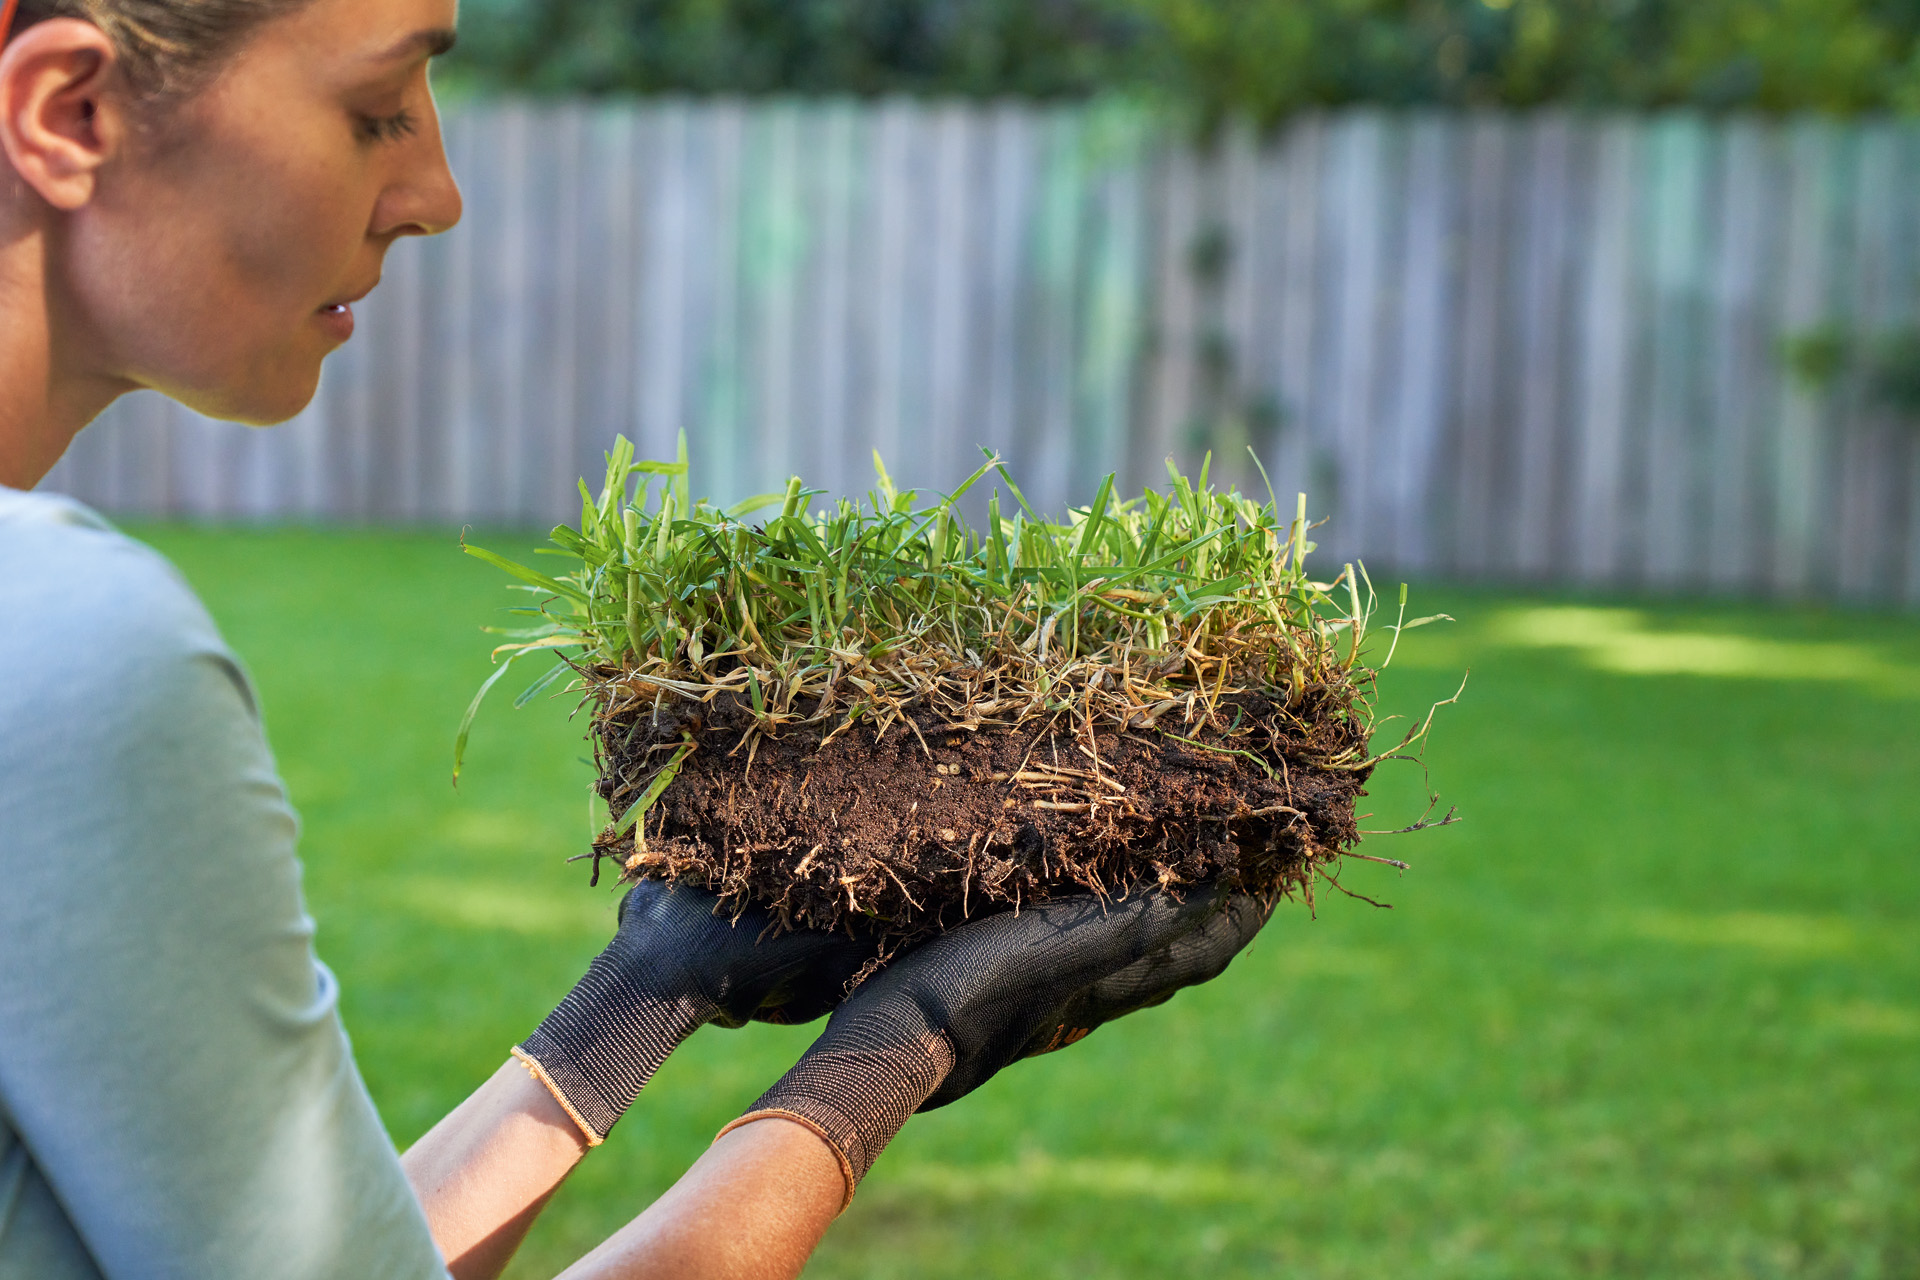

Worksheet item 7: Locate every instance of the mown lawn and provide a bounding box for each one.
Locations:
[137,524,1920,1280]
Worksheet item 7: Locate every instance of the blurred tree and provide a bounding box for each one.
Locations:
[1662,0,1920,112]
[443,0,1144,97]
[440,0,1920,115]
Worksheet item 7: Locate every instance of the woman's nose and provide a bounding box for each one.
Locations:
[374,123,464,240]
[409,154,463,237]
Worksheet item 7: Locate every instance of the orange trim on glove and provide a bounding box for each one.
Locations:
[715,1110,859,1215]
[0,0,20,45]
[510,1046,607,1149]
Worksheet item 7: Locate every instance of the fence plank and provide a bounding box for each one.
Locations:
[1382,114,1459,573]
[1138,138,1200,491]
[1077,106,1150,500]
[796,102,859,497]
[1570,118,1640,585]
[577,106,641,498]
[1212,120,1264,499]
[1323,112,1388,567]
[1510,113,1575,579]
[1640,114,1712,588]
[1450,113,1512,577]
[1900,128,1920,607]
[1773,120,1846,596]
[1238,123,1290,490]
[633,102,690,473]
[1270,118,1323,524]
[436,110,481,523]
[1838,123,1903,600]
[1704,120,1777,594]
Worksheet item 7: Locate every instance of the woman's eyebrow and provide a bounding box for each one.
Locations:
[372,27,458,64]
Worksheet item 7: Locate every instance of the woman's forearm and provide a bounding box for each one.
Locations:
[556,1118,845,1280]
[404,1064,846,1280]
[403,1059,591,1280]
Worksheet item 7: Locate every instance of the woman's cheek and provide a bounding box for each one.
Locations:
[218,143,373,327]
[113,175,363,417]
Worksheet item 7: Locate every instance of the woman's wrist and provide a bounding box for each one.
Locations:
[404,1061,597,1278]
[721,1020,957,1205]
[515,981,715,1145]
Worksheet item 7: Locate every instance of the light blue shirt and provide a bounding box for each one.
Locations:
[0,490,448,1279]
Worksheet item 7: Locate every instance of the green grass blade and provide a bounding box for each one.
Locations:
[463,543,588,605]
[452,653,521,783]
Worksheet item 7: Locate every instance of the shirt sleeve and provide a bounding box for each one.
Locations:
[0,508,451,1280]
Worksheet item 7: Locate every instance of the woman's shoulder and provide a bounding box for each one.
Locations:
[0,489,248,716]
[2,485,181,578]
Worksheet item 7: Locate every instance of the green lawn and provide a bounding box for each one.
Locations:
[137,524,1920,1280]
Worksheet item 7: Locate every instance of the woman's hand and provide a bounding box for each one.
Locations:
[407,881,873,1279]
[994,890,1272,1096]
[717,884,1260,1204]
[515,879,879,1144]
[617,877,881,1028]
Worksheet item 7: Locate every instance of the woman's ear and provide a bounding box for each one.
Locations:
[0,18,123,211]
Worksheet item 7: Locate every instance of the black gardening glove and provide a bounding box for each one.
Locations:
[716,885,1236,1206]
[515,879,879,1145]
[1007,891,1273,1070]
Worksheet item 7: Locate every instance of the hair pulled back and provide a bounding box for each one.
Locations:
[7,0,312,99]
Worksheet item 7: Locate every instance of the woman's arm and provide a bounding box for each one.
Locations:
[556,1120,842,1280]
[402,875,877,1279]
[0,515,453,1280]
[403,1062,842,1280]
[401,1062,588,1280]
[402,883,1262,1279]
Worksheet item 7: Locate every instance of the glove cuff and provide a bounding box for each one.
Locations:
[516,958,715,1144]
[729,1035,956,1197]
[511,1044,609,1146]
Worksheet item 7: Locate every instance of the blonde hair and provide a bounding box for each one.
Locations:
[10,0,311,98]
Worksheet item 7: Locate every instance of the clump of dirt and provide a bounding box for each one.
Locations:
[589,683,1373,945]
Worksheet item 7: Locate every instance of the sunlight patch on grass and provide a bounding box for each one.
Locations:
[386,875,612,936]
[1269,944,1387,978]
[1494,607,1914,692]
[1623,910,1858,956]
[1821,1001,1920,1039]
[883,1152,1269,1206]
[440,809,559,852]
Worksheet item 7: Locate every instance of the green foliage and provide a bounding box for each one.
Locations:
[1875,327,1920,414]
[442,0,1140,97]
[1783,322,1852,386]
[1138,0,1920,126]
[1784,321,1920,420]
[442,0,1920,117]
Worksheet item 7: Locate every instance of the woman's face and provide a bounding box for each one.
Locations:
[64,0,462,424]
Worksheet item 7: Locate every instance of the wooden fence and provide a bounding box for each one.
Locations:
[39,102,1920,604]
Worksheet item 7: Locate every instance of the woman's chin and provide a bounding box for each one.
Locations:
[163,361,325,427]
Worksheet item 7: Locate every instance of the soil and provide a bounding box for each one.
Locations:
[590,684,1372,944]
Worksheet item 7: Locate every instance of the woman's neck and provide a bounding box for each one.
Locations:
[0,220,131,490]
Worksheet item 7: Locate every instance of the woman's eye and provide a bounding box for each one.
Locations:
[354,109,419,144]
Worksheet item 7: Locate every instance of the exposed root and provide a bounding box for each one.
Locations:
[590,673,1374,945]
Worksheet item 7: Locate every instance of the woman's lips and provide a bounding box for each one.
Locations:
[316,301,355,342]
[317,277,377,343]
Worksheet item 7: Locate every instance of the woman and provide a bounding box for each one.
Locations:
[0,2,1268,1277]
